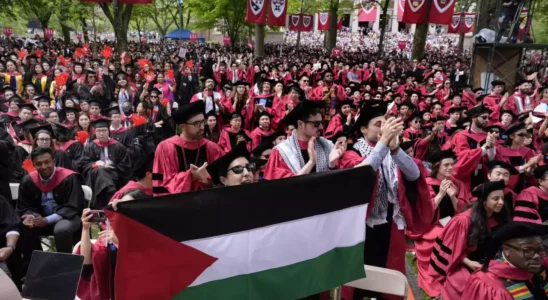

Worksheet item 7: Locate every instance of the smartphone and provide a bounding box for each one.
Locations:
[89,210,106,223]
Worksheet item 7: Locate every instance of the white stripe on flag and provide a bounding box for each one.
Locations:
[185,204,367,287]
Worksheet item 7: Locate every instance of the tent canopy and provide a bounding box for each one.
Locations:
[163,29,205,41]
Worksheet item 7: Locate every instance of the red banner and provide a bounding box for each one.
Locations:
[301,14,313,32]
[44,28,54,39]
[463,13,475,33]
[267,0,287,27]
[190,32,198,42]
[246,0,267,25]
[3,27,12,37]
[402,0,428,24]
[398,40,407,50]
[223,36,231,45]
[447,13,461,34]
[288,14,313,32]
[358,1,378,22]
[76,32,82,40]
[397,0,405,22]
[428,0,456,25]
[338,17,343,30]
[317,12,330,31]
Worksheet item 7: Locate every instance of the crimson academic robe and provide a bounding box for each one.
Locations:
[462,259,547,300]
[337,151,434,300]
[109,180,152,203]
[411,176,470,297]
[495,146,535,193]
[152,136,224,195]
[78,139,132,209]
[243,93,279,131]
[250,127,274,150]
[263,140,316,180]
[513,186,548,224]
[325,113,353,139]
[506,92,534,116]
[308,84,346,121]
[17,168,84,220]
[483,94,503,123]
[403,127,422,141]
[427,209,501,299]
[452,129,489,191]
[75,238,115,300]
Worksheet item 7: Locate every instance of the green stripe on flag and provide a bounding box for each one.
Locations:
[173,243,365,300]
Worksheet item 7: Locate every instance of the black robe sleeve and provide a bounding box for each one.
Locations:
[109,143,132,187]
[55,150,77,171]
[67,142,84,164]
[17,175,42,216]
[102,75,115,104]
[0,194,20,247]
[78,143,100,176]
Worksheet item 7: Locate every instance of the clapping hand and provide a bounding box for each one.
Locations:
[307,137,317,165]
[190,163,209,184]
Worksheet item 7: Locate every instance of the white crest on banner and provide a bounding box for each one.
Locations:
[250,0,265,16]
[464,14,475,27]
[433,0,455,14]
[360,0,376,14]
[291,15,300,27]
[451,14,460,28]
[408,0,426,13]
[319,12,329,25]
[271,0,285,18]
[303,15,312,27]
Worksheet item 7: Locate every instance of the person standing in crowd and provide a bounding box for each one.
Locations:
[152,101,224,195]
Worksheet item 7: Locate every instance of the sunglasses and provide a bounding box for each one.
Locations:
[228,163,256,175]
[477,115,490,120]
[304,120,323,127]
[516,132,528,137]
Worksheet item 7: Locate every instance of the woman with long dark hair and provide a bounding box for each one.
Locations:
[204,111,221,143]
[427,180,509,299]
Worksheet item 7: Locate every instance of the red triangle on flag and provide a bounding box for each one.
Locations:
[105,210,218,299]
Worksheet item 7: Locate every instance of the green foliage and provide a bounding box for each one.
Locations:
[186,0,247,43]
[533,0,548,43]
[130,0,178,36]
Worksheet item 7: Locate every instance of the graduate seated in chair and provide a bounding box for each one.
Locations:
[17,147,84,272]
[462,221,548,300]
[0,193,20,283]
[207,142,254,187]
[78,119,132,209]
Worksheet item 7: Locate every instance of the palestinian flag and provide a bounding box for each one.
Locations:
[105,166,375,299]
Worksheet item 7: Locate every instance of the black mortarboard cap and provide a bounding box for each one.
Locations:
[500,110,517,119]
[19,118,42,132]
[37,95,50,103]
[468,105,492,118]
[61,107,80,115]
[88,99,102,108]
[172,101,205,124]
[257,110,272,119]
[427,149,455,163]
[491,80,506,87]
[102,106,121,117]
[234,80,250,87]
[490,222,548,253]
[17,103,37,111]
[29,123,55,139]
[483,124,504,133]
[354,100,387,129]
[206,142,250,185]
[448,106,463,114]
[534,165,548,179]
[503,122,526,136]
[282,100,323,127]
[252,135,275,157]
[328,131,348,144]
[336,100,354,109]
[485,160,519,175]
[53,123,74,139]
[400,139,415,152]
[90,118,111,129]
[471,180,506,198]
[131,153,155,180]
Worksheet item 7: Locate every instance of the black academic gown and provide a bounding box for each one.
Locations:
[78,139,132,209]
[0,130,18,201]
[175,70,199,106]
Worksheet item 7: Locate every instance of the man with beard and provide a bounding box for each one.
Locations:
[451,105,497,190]
[190,77,222,115]
[263,100,345,179]
[462,221,548,300]
[152,101,224,195]
[505,80,534,116]
[120,101,135,128]
[308,70,346,121]
[78,119,132,209]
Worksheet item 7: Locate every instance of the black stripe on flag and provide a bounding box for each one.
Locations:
[107,166,376,242]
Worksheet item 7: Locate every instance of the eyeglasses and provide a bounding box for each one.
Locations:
[304,120,323,127]
[301,80,309,82]
[185,119,206,127]
[490,130,500,134]
[504,244,548,259]
[227,163,256,175]
[477,115,490,120]
[150,95,159,99]
[516,132,528,137]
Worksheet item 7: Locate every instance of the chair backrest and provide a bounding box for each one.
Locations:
[9,183,19,200]
[81,185,92,202]
[344,265,408,298]
[0,269,22,300]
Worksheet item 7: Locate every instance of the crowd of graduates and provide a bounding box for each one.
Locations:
[1,35,548,300]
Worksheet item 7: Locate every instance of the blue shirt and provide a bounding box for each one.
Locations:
[39,168,62,224]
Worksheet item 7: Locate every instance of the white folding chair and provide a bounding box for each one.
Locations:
[334,265,408,300]
[9,183,19,201]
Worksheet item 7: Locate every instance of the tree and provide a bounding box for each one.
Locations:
[131,4,153,42]
[18,0,54,36]
[99,1,133,52]
[148,0,177,36]
[53,0,88,43]
[186,0,247,46]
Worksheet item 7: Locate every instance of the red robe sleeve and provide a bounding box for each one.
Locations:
[308,86,324,101]
[218,130,231,153]
[461,271,515,300]
[76,241,112,300]
[263,148,295,180]
[452,133,485,190]
[250,128,262,150]
[427,212,471,287]
[454,177,471,212]
[213,70,222,85]
[337,150,364,169]
[414,137,430,160]
[152,142,194,195]
[513,188,541,223]
[325,114,343,138]
[190,93,199,103]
